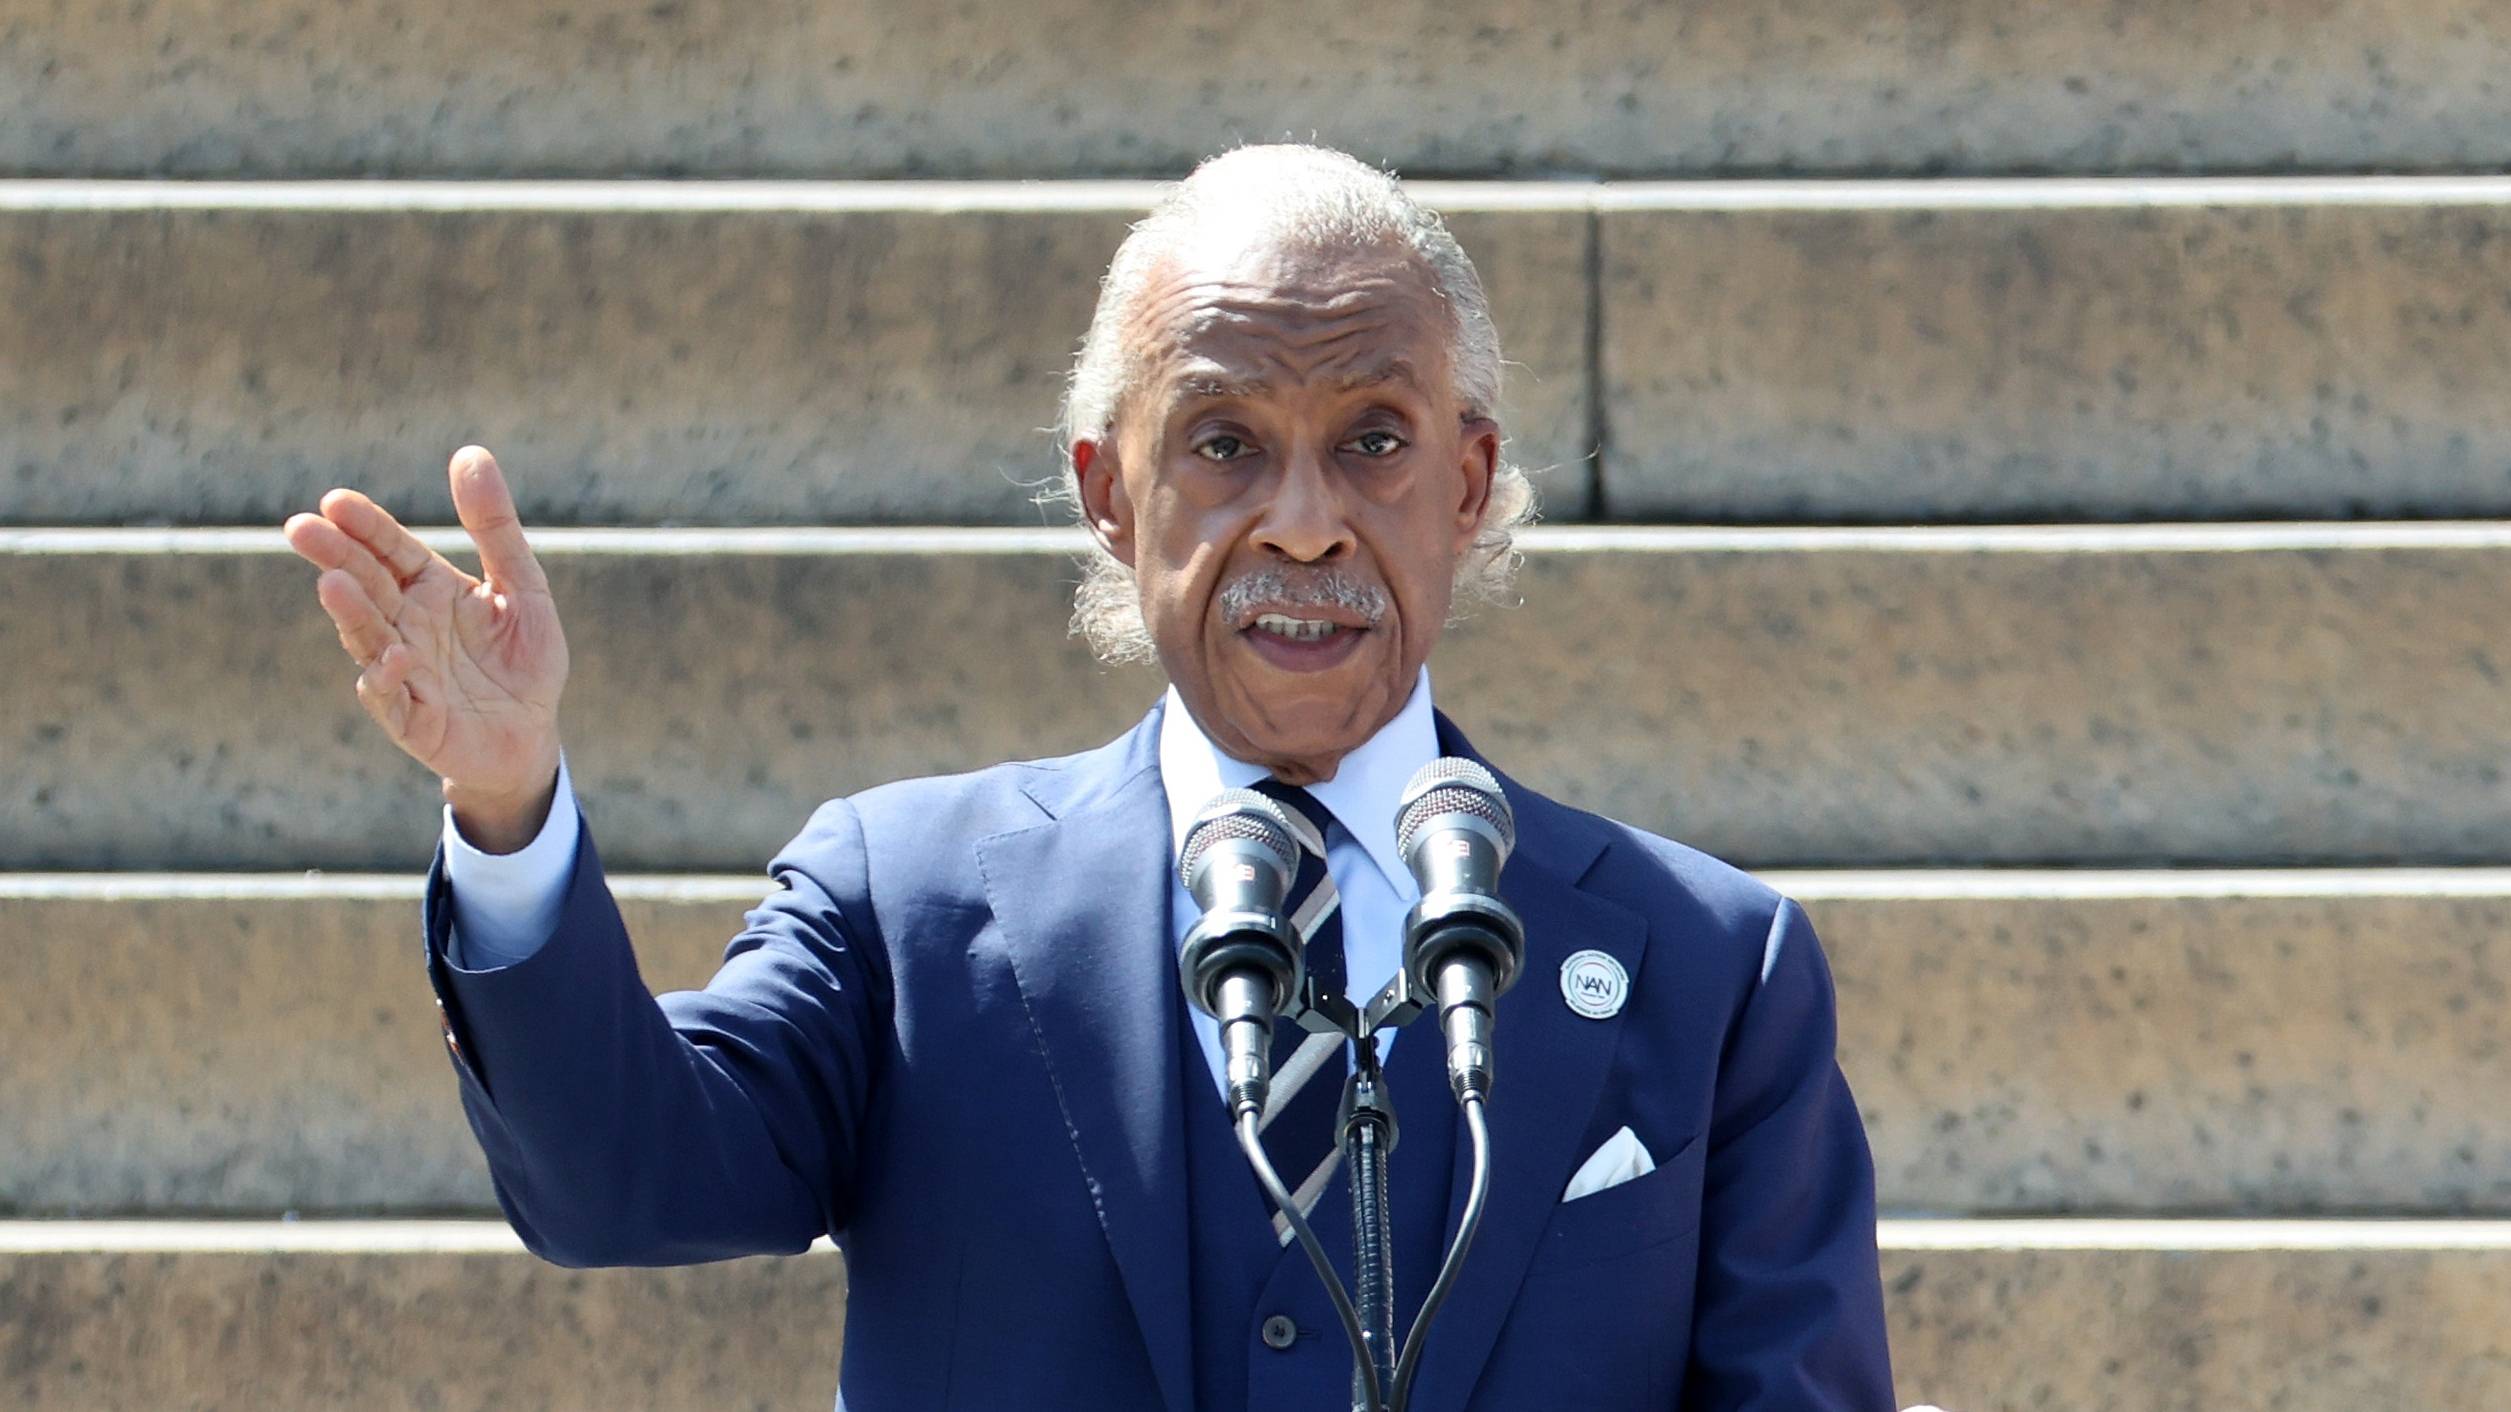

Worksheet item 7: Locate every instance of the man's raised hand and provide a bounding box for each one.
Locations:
[283,446,571,852]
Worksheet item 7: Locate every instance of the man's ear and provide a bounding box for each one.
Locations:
[1074,437,1137,568]
[1451,416,1501,552]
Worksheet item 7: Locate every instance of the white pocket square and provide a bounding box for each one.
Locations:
[1562,1125,1655,1203]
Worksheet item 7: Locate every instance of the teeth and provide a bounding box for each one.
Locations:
[1253,613,1340,642]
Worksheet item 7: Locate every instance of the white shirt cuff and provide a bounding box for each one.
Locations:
[440,754,581,970]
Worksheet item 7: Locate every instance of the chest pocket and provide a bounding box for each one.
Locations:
[1476,1131,1706,1410]
[1525,1130,1705,1274]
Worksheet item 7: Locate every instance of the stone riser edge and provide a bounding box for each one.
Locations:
[16,179,2511,523]
[7,873,2508,1216]
[11,525,2511,869]
[13,0,2511,179]
[5,1221,2509,1410]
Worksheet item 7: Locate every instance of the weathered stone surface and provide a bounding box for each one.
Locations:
[1600,187,2511,521]
[0,879,752,1214]
[26,181,2511,527]
[6,875,2506,1216]
[6,0,2509,178]
[0,193,1591,525]
[5,1221,2509,1410]
[1883,1222,2511,1411]
[1453,527,2511,868]
[0,1224,844,1411]
[9,526,2511,871]
[1791,873,2511,1215]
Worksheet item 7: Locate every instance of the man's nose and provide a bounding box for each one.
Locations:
[1250,445,1356,563]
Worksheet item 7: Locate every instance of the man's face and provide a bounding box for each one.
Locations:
[1075,239,1499,783]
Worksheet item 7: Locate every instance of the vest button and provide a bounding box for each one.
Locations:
[1260,1315,1299,1351]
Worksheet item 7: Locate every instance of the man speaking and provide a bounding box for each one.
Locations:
[283,145,1894,1409]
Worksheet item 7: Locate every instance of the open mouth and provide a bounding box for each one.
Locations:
[1240,611,1369,670]
[1216,565,1388,673]
[1251,612,1347,643]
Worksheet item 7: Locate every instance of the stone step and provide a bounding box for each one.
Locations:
[8,523,2510,872]
[1784,870,2511,1215]
[0,181,1592,528]
[4,1219,2506,1410]
[0,1221,848,1411]
[6,871,2505,1217]
[7,0,2507,179]
[1596,178,2511,522]
[1882,1219,2511,1411]
[16,178,2511,526]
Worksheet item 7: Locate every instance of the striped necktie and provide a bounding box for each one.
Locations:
[1251,779,1351,1236]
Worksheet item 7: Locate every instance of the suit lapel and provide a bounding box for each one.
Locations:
[974,712,1195,1412]
[1409,718,1651,1412]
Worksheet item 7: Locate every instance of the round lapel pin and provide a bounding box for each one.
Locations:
[1559,949,1629,1019]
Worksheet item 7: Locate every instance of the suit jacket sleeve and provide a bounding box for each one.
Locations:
[1682,896,1896,1410]
[424,798,890,1268]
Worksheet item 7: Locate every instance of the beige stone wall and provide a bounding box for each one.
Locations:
[7,0,2509,178]
[9,528,2507,870]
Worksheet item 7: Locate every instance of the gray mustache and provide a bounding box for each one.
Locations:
[1218,566,1390,625]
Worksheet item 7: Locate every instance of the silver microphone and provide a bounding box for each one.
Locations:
[1177,789,1307,1117]
[1395,759,1526,1102]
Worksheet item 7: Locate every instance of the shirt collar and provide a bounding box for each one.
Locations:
[1158,667,1437,900]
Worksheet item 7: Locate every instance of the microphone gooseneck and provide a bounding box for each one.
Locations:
[1176,788,1306,1118]
[1395,759,1526,1104]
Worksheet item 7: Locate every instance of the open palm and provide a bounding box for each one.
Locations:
[284,447,569,818]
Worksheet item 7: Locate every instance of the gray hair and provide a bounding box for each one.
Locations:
[1051,144,1537,664]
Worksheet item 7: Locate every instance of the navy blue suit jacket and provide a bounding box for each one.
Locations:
[425,704,1894,1410]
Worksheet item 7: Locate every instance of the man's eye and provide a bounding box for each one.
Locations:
[1344,430,1407,457]
[1195,435,1249,462]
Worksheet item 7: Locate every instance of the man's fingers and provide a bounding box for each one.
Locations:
[353,642,415,738]
[285,512,404,619]
[448,446,550,596]
[319,487,441,587]
[316,568,399,667]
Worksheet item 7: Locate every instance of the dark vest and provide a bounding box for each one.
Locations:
[1178,994,1462,1410]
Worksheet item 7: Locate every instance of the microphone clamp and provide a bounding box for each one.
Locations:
[1399,891,1523,1002]
[1403,892,1524,1102]
[1180,909,1302,1113]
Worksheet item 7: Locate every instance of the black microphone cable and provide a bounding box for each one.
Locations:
[1387,1092,1490,1412]
[1237,1108,1385,1412]
[1384,758,1520,1412]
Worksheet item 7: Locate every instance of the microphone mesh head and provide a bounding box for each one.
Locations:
[1396,758,1516,857]
[1177,788,1300,888]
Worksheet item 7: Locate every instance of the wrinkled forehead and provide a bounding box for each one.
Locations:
[1117,240,1457,423]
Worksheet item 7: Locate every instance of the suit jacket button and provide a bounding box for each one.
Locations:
[1260,1315,1298,1351]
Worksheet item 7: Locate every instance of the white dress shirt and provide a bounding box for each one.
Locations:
[441,671,1440,1095]
[440,753,583,969]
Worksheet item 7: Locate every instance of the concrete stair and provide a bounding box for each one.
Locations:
[0,1221,848,1411]
[6,1220,2507,1411]
[10,523,2511,871]
[0,183,1594,526]
[1597,179,2511,521]
[7,870,2508,1218]
[8,0,2511,178]
[20,179,2511,525]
